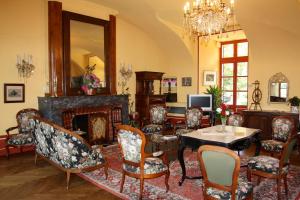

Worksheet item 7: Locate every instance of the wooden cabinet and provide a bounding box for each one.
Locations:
[135,71,166,120]
[242,110,299,140]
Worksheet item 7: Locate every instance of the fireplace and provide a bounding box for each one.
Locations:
[38,95,129,144]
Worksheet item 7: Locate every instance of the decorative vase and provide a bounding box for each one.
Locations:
[221,117,227,132]
[85,88,94,95]
[290,106,299,113]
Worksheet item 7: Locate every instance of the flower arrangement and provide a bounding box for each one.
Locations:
[81,65,100,95]
[216,103,231,124]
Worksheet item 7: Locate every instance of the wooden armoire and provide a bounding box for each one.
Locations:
[135,71,166,121]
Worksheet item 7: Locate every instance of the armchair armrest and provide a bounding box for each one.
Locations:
[144,150,169,166]
[6,126,18,137]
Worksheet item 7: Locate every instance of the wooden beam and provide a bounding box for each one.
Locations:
[109,15,117,95]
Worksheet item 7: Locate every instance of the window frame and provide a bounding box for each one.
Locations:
[219,39,249,113]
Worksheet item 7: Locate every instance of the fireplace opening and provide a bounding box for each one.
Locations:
[72,114,89,140]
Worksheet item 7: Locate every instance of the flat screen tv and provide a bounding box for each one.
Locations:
[187,94,213,111]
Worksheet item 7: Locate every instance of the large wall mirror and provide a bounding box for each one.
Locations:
[63,11,111,95]
[268,72,289,103]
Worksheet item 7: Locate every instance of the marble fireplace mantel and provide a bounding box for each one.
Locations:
[38,95,129,126]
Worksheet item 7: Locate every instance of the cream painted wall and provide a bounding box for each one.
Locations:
[0,0,169,135]
[0,0,48,135]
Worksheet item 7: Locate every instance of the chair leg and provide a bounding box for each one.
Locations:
[165,170,170,192]
[66,171,71,190]
[5,145,10,159]
[247,169,252,182]
[104,163,108,180]
[257,177,261,185]
[120,171,125,193]
[34,152,38,165]
[139,178,144,200]
[277,178,281,200]
[283,175,288,197]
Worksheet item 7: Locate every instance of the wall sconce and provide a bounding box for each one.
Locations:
[16,54,35,79]
[119,62,133,94]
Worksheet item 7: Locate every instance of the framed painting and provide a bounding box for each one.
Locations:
[4,83,25,103]
[203,71,217,85]
[182,77,192,86]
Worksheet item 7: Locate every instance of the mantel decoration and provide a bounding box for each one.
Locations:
[81,64,100,95]
[183,0,238,40]
[16,54,35,79]
[288,96,300,113]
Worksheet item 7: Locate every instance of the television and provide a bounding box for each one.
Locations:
[187,94,213,111]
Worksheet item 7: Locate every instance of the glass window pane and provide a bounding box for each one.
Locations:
[222,92,233,105]
[237,42,248,57]
[237,77,248,91]
[237,92,248,105]
[237,62,248,76]
[222,44,234,58]
[222,63,234,76]
[222,78,233,90]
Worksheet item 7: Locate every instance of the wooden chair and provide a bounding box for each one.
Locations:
[117,125,170,200]
[175,107,203,136]
[5,108,41,158]
[141,105,167,135]
[198,145,253,200]
[227,113,244,126]
[111,105,123,142]
[247,136,297,200]
[261,116,295,156]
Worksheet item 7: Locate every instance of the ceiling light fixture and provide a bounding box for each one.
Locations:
[183,0,237,40]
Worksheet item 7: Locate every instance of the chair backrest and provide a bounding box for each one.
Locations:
[16,108,41,134]
[185,107,203,129]
[31,117,98,169]
[117,125,146,164]
[272,116,294,142]
[198,145,240,197]
[227,113,244,127]
[149,105,167,125]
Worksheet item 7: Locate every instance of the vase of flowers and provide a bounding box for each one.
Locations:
[81,73,100,95]
[216,103,230,131]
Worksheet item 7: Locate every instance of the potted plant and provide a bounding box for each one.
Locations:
[205,85,222,111]
[287,96,300,113]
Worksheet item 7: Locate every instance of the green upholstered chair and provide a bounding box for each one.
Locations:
[247,136,297,200]
[198,145,253,200]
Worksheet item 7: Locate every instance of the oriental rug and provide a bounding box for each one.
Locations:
[78,145,300,200]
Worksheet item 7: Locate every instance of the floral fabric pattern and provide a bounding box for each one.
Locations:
[186,108,202,128]
[272,118,293,142]
[7,133,33,145]
[32,118,105,169]
[17,109,40,133]
[123,157,168,175]
[228,114,244,127]
[261,140,284,153]
[142,124,162,134]
[206,176,253,200]
[150,106,167,125]
[248,156,289,175]
[117,129,142,163]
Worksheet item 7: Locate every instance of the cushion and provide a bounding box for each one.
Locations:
[123,157,168,175]
[248,155,289,175]
[261,140,284,153]
[7,133,34,146]
[206,176,253,200]
[272,118,293,142]
[186,108,202,128]
[142,124,163,134]
[176,128,193,136]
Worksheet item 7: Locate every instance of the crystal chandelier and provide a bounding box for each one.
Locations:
[183,0,235,39]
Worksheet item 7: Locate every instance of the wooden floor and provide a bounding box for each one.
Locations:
[0,145,299,200]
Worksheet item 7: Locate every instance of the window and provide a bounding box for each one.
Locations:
[220,40,248,112]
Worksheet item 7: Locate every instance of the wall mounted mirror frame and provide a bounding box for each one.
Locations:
[48,1,116,97]
[63,11,110,96]
[268,72,289,104]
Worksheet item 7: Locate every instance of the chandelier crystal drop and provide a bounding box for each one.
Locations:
[183,0,235,39]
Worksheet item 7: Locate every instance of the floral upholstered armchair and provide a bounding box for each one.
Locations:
[117,125,170,200]
[227,113,244,127]
[141,105,167,135]
[176,107,203,136]
[6,108,41,158]
[32,117,108,189]
[261,116,295,155]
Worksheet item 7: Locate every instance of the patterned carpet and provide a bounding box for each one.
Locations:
[78,145,300,200]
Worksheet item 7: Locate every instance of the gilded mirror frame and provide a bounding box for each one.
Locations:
[268,72,289,104]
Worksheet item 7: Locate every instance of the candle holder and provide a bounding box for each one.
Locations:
[119,63,133,94]
[16,54,35,79]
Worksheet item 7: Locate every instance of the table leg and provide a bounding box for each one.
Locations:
[178,143,186,186]
[254,133,261,156]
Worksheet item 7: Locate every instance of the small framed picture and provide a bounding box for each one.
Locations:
[182,77,192,86]
[203,71,217,86]
[4,83,25,103]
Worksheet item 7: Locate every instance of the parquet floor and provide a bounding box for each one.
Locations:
[0,145,299,200]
